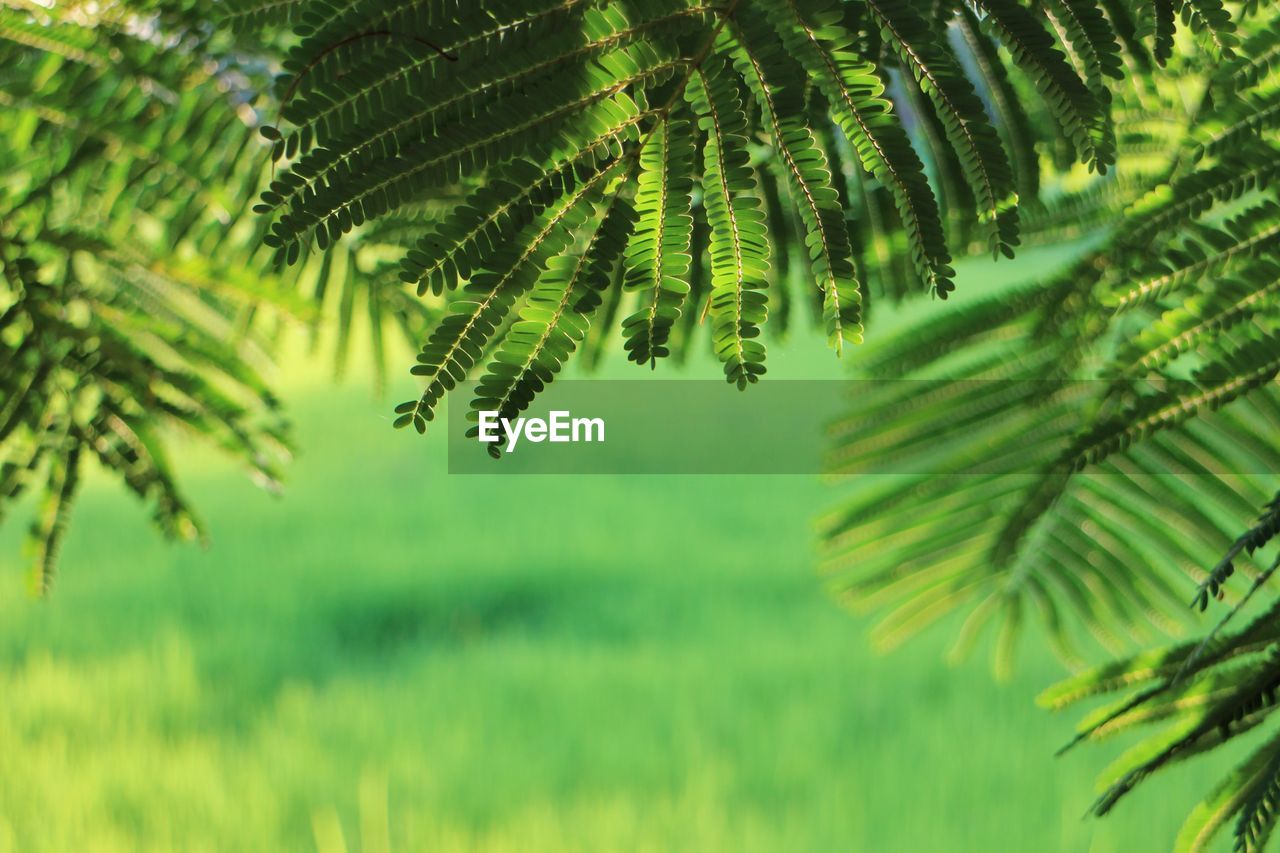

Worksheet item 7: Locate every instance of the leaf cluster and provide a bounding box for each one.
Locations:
[820,3,1280,844]
[243,0,1172,438]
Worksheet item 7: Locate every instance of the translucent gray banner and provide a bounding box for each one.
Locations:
[442,379,1280,475]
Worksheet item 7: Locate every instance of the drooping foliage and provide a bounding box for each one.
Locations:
[240,0,1160,438]
[0,0,293,591]
[820,2,1280,846]
[1037,493,1280,852]
[0,0,440,589]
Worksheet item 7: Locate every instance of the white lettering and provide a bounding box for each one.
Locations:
[549,410,570,442]
[501,416,524,453]
[572,416,604,443]
[478,410,500,444]
[476,411,605,453]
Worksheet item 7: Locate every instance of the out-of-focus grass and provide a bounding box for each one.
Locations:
[0,242,1235,851]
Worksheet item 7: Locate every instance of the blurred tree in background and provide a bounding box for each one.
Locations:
[1,0,289,592]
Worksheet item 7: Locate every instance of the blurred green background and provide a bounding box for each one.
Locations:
[0,247,1234,851]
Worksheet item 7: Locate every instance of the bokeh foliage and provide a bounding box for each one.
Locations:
[817,3,1280,848]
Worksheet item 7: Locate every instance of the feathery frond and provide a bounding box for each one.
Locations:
[823,1,1280,840]
[234,0,1227,423]
[0,0,297,590]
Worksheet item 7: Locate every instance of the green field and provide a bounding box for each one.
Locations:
[0,248,1236,851]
